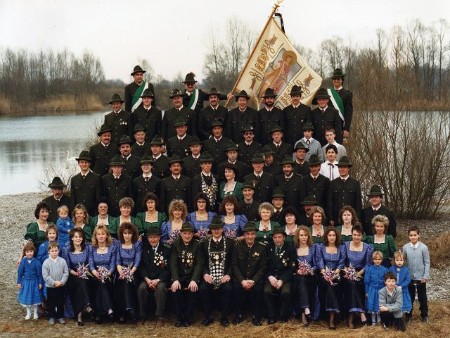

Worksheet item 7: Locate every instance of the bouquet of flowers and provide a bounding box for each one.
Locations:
[196,227,209,239]
[97,266,111,284]
[323,267,340,286]
[343,264,361,281]
[121,265,134,283]
[154,252,166,268]
[76,263,93,280]
[297,260,315,276]
[168,229,181,244]
[224,228,236,239]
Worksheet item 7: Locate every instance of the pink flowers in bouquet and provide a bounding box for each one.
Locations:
[323,267,340,286]
[76,263,92,280]
[121,265,134,283]
[297,260,314,276]
[97,266,111,283]
[343,264,361,281]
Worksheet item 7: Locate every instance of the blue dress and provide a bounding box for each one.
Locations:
[161,220,183,244]
[389,265,412,312]
[364,264,389,312]
[294,244,319,316]
[187,211,216,238]
[116,241,142,269]
[222,214,247,239]
[62,245,92,314]
[344,242,374,313]
[17,258,43,306]
[316,244,346,312]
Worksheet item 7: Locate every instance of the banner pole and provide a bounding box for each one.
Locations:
[224,0,284,108]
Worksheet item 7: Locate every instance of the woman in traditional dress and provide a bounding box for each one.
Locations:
[219,163,243,203]
[161,199,188,245]
[72,204,92,242]
[24,202,52,253]
[219,195,247,240]
[187,192,216,240]
[309,206,326,244]
[136,192,167,233]
[365,215,396,267]
[337,205,359,242]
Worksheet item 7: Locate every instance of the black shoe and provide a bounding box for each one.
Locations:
[175,320,183,327]
[421,316,429,323]
[232,314,243,325]
[267,318,275,325]
[77,320,84,326]
[108,312,114,322]
[202,317,214,326]
[405,313,412,323]
[280,317,288,323]
[220,318,229,327]
[252,316,262,326]
[183,320,192,327]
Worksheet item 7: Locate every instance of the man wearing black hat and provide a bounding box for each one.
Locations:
[237,124,262,177]
[42,177,71,223]
[243,153,274,204]
[311,88,343,146]
[328,156,362,224]
[101,155,133,217]
[271,188,287,226]
[199,216,234,327]
[132,156,161,214]
[282,85,311,145]
[149,136,171,179]
[170,222,204,327]
[297,195,319,227]
[118,135,142,179]
[266,125,293,165]
[181,137,203,178]
[131,124,151,158]
[226,90,260,143]
[262,145,282,177]
[329,68,353,140]
[299,122,324,162]
[89,124,117,177]
[216,143,245,182]
[264,227,296,324]
[293,140,310,177]
[361,185,397,237]
[276,156,303,213]
[191,152,219,210]
[105,93,132,145]
[166,120,194,159]
[239,182,260,222]
[70,151,102,216]
[231,222,267,326]
[131,88,161,143]
[197,87,229,141]
[300,154,330,215]
[125,65,156,113]
[201,119,231,167]
[258,88,284,145]
[160,156,192,213]
[162,89,196,141]
[137,227,170,326]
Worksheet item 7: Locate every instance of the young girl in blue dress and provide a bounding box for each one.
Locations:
[364,251,389,325]
[37,225,59,263]
[389,251,412,314]
[17,242,43,320]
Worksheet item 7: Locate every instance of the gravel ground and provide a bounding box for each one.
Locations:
[1,192,449,324]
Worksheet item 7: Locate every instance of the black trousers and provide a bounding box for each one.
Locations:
[115,278,137,314]
[199,280,232,319]
[67,276,91,315]
[263,281,292,319]
[232,280,263,319]
[380,312,405,330]
[173,281,197,322]
[408,281,428,318]
[47,286,65,319]
[94,280,114,315]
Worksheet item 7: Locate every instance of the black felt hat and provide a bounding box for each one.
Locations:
[131,65,146,76]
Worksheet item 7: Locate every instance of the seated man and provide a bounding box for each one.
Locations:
[137,227,171,326]
[264,227,296,324]
[199,216,234,327]
[231,222,267,326]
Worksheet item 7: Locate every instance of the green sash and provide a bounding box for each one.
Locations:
[131,81,149,112]
[187,88,199,110]
[327,88,345,123]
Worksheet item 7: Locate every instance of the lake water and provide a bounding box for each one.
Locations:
[0,111,106,195]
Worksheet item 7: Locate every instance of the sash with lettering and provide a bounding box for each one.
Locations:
[327,87,345,124]
[187,89,200,110]
[131,81,149,112]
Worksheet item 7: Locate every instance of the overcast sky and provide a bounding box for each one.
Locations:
[0,0,448,83]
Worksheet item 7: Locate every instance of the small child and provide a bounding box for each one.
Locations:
[379,272,406,331]
[403,225,430,322]
[42,242,69,325]
[56,205,74,249]
[364,251,389,325]
[37,225,59,263]
[17,242,43,320]
[389,251,412,314]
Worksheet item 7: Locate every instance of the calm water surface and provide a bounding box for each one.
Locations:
[0,111,106,195]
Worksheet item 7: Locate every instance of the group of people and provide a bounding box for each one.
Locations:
[16,65,431,331]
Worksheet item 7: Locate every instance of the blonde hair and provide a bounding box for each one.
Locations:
[391,251,406,266]
[57,205,69,215]
[92,224,113,248]
[372,250,384,261]
[168,199,188,221]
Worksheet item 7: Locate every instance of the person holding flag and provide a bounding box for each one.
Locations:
[125,65,156,113]
[328,68,353,141]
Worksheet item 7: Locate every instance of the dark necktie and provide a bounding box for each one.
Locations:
[203,174,212,186]
[306,140,310,145]
[144,177,149,182]
[328,163,334,180]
